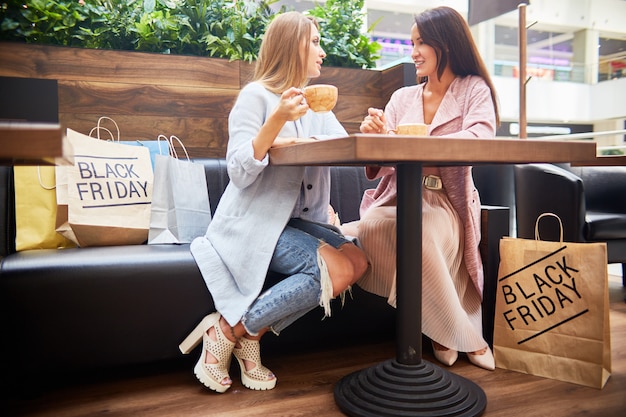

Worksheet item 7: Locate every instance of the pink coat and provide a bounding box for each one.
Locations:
[359,75,497,297]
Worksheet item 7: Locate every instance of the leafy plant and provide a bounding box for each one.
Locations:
[1,0,142,50]
[306,0,381,68]
[170,0,215,56]
[600,148,625,155]
[199,0,279,62]
[132,0,184,53]
[1,0,89,46]
[73,0,141,50]
[0,0,380,67]
[129,0,280,56]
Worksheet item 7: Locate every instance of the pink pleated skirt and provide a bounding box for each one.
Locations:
[344,188,487,352]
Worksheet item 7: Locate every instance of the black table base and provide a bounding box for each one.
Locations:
[334,358,486,417]
[334,163,486,417]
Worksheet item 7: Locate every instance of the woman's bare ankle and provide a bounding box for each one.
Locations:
[219,318,238,343]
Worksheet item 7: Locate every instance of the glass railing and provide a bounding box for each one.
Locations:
[492,56,626,84]
[527,130,626,156]
[372,37,626,85]
[598,55,626,82]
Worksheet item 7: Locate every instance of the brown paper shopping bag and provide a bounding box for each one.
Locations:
[55,159,78,244]
[56,128,153,247]
[493,213,611,388]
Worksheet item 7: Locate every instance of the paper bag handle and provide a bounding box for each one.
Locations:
[534,212,563,242]
[89,116,153,150]
[169,135,190,161]
[89,116,120,141]
[157,134,190,161]
[156,134,170,155]
[37,166,55,190]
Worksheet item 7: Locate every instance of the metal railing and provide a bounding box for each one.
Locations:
[532,129,626,155]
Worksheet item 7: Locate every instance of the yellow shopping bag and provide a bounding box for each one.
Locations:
[14,165,76,251]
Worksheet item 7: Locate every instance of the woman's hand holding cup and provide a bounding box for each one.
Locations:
[276,87,309,121]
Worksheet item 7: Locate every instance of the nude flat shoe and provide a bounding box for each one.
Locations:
[432,342,458,366]
[468,346,495,371]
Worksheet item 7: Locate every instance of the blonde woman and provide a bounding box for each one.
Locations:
[180,11,368,393]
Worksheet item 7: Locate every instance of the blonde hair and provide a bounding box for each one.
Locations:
[254,11,318,94]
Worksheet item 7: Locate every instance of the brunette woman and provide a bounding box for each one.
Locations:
[342,6,500,370]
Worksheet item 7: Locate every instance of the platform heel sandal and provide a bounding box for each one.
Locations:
[233,337,277,391]
[179,312,235,393]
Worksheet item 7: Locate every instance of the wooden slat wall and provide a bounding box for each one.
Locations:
[0,42,392,158]
[381,63,414,105]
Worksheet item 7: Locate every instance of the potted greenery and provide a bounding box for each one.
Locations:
[0,0,390,158]
[0,0,380,68]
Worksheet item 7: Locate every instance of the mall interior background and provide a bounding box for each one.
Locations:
[274,0,626,150]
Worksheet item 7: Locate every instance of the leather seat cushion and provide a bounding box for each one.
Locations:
[585,211,626,240]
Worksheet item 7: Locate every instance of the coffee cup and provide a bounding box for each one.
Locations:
[303,84,338,113]
[390,123,428,136]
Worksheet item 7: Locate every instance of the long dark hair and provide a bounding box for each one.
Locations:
[414,6,500,125]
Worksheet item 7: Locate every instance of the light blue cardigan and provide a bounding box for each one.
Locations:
[190,82,347,326]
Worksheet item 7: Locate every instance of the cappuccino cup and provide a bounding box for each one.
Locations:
[303,84,338,113]
[390,123,428,136]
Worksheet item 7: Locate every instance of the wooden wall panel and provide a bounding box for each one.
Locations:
[58,81,237,118]
[55,80,234,158]
[59,114,229,158]
[334,95,385,128]
[239,61,256,87]
[0,42,408,157]
[0,42,240,89]
[381,63,417,105]
[317,66,382,97]
[318,65,384,131]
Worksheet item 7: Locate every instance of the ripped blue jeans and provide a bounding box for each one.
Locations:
[241,218,350,336]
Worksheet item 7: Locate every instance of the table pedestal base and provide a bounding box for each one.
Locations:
[334,359,486,417]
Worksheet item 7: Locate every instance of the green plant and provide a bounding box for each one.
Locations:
[130,0,280,56]
[0,0,380,67]
[1,0,141,50]
[199,0,279,62]
[600,148,625,156]
[132,0,184,53]
[1,0,89,46]
[306,0,381,68]
[170,0,214,56]
[75,0,144,51]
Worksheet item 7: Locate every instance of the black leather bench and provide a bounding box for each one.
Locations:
[0,159,508,388]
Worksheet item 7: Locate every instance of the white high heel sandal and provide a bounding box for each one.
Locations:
[233,337,277,391]
[179,312,235,393]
